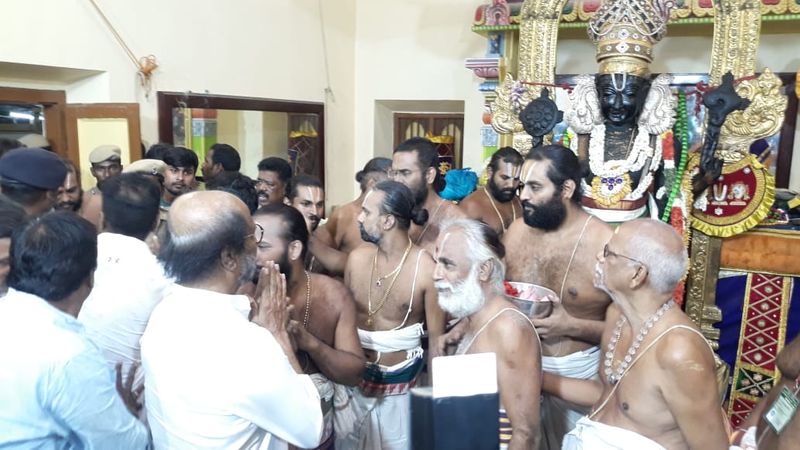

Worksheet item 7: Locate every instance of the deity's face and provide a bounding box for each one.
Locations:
[595,74,651,128]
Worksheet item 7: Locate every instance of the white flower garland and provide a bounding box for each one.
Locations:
[588,123,653,178]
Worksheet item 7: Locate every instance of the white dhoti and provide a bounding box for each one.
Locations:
[540,346,600,450]
[300,373,335,450]
[334,323,425,450]
[562,416,666,450]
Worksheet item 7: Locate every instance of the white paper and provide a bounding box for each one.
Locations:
[432,352,498,398]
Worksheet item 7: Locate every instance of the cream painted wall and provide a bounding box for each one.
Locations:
[0,0,355,205]
[354,0,487,195]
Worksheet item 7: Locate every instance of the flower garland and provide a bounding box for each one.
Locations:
[588,123,653,178]
[661,90,690,222]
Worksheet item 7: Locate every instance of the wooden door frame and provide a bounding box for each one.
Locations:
[64,103,142,169]
[0,87,67,155]
[157,91,325,186]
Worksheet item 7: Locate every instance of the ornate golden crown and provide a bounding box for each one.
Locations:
[588,0,675,77]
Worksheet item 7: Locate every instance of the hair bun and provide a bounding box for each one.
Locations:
[355,170,365,184]
[411,206,429,226]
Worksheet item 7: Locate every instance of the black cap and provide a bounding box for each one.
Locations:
[355,157,392,184]
[0,148,67,190]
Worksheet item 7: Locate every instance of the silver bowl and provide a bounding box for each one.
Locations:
[505,281,558,319]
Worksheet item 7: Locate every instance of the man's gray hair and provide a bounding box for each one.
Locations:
[440,218,506,288]
[626,221,688,294]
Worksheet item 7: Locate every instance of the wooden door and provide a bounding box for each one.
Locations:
[65,103,141,190]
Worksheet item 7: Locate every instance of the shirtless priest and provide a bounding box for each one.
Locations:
[253,204,365,450]
[503,145,613,448]
[433,219,542,450]
[547,219,728,450]
[389,137,465,254]
[337,180,446,450]
[459,147,523,236]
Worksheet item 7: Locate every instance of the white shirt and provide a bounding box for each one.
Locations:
[0,289,149,449]
[79,232,171,388]
[141,284,323,450]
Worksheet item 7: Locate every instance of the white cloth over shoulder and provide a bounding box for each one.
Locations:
[540,346,600,450]
[562,416,666,450]
[79,232,171,389]
[141,284,323,450]
[0,289,149,449]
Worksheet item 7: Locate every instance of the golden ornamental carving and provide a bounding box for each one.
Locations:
[488,0,567,148]
[709,0,762,84]
[684,230,724,349]
[717,70,788,161]
[518,0,569,84]
[490,73,538,136]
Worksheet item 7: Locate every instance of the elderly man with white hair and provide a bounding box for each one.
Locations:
[544,218,728,450]
[432,218,542,450]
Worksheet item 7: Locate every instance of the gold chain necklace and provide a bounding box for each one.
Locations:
[483,187,516,232]
[303,270,311,329]
[367,239,413,326]
[415,198,445,245]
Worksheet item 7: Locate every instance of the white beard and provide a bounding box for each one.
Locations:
[435,265,485,319]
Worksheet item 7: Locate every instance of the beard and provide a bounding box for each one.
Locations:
[55,199,82,212]
[359,223,380,244]
[409,177,428,207]
[487,177,516,203]
[252,250,293,284]
[435,265,486,319]
[522,193,567,231]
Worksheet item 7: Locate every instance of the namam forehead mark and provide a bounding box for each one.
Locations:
[434,231,453,262]
[306,186,322,205]
[504,162,521,178]
[361,189,374,207]
[522,161,539,183]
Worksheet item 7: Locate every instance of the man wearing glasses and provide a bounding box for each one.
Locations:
[142,191,323,449]
[502,145,613,449]
[548,219,727,450]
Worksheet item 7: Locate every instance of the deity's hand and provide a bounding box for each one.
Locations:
[251,263,291,335]
[531,299,573,340]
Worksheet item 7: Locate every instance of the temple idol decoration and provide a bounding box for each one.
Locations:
[467,0,795,429]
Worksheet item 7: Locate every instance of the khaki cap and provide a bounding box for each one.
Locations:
[124,159,166,176]
[18,134,50,148]
[89,144,122,164]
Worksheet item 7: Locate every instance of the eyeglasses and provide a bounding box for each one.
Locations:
[387,168,418,178]
[603,243,644,266]
[246,223,265,244]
